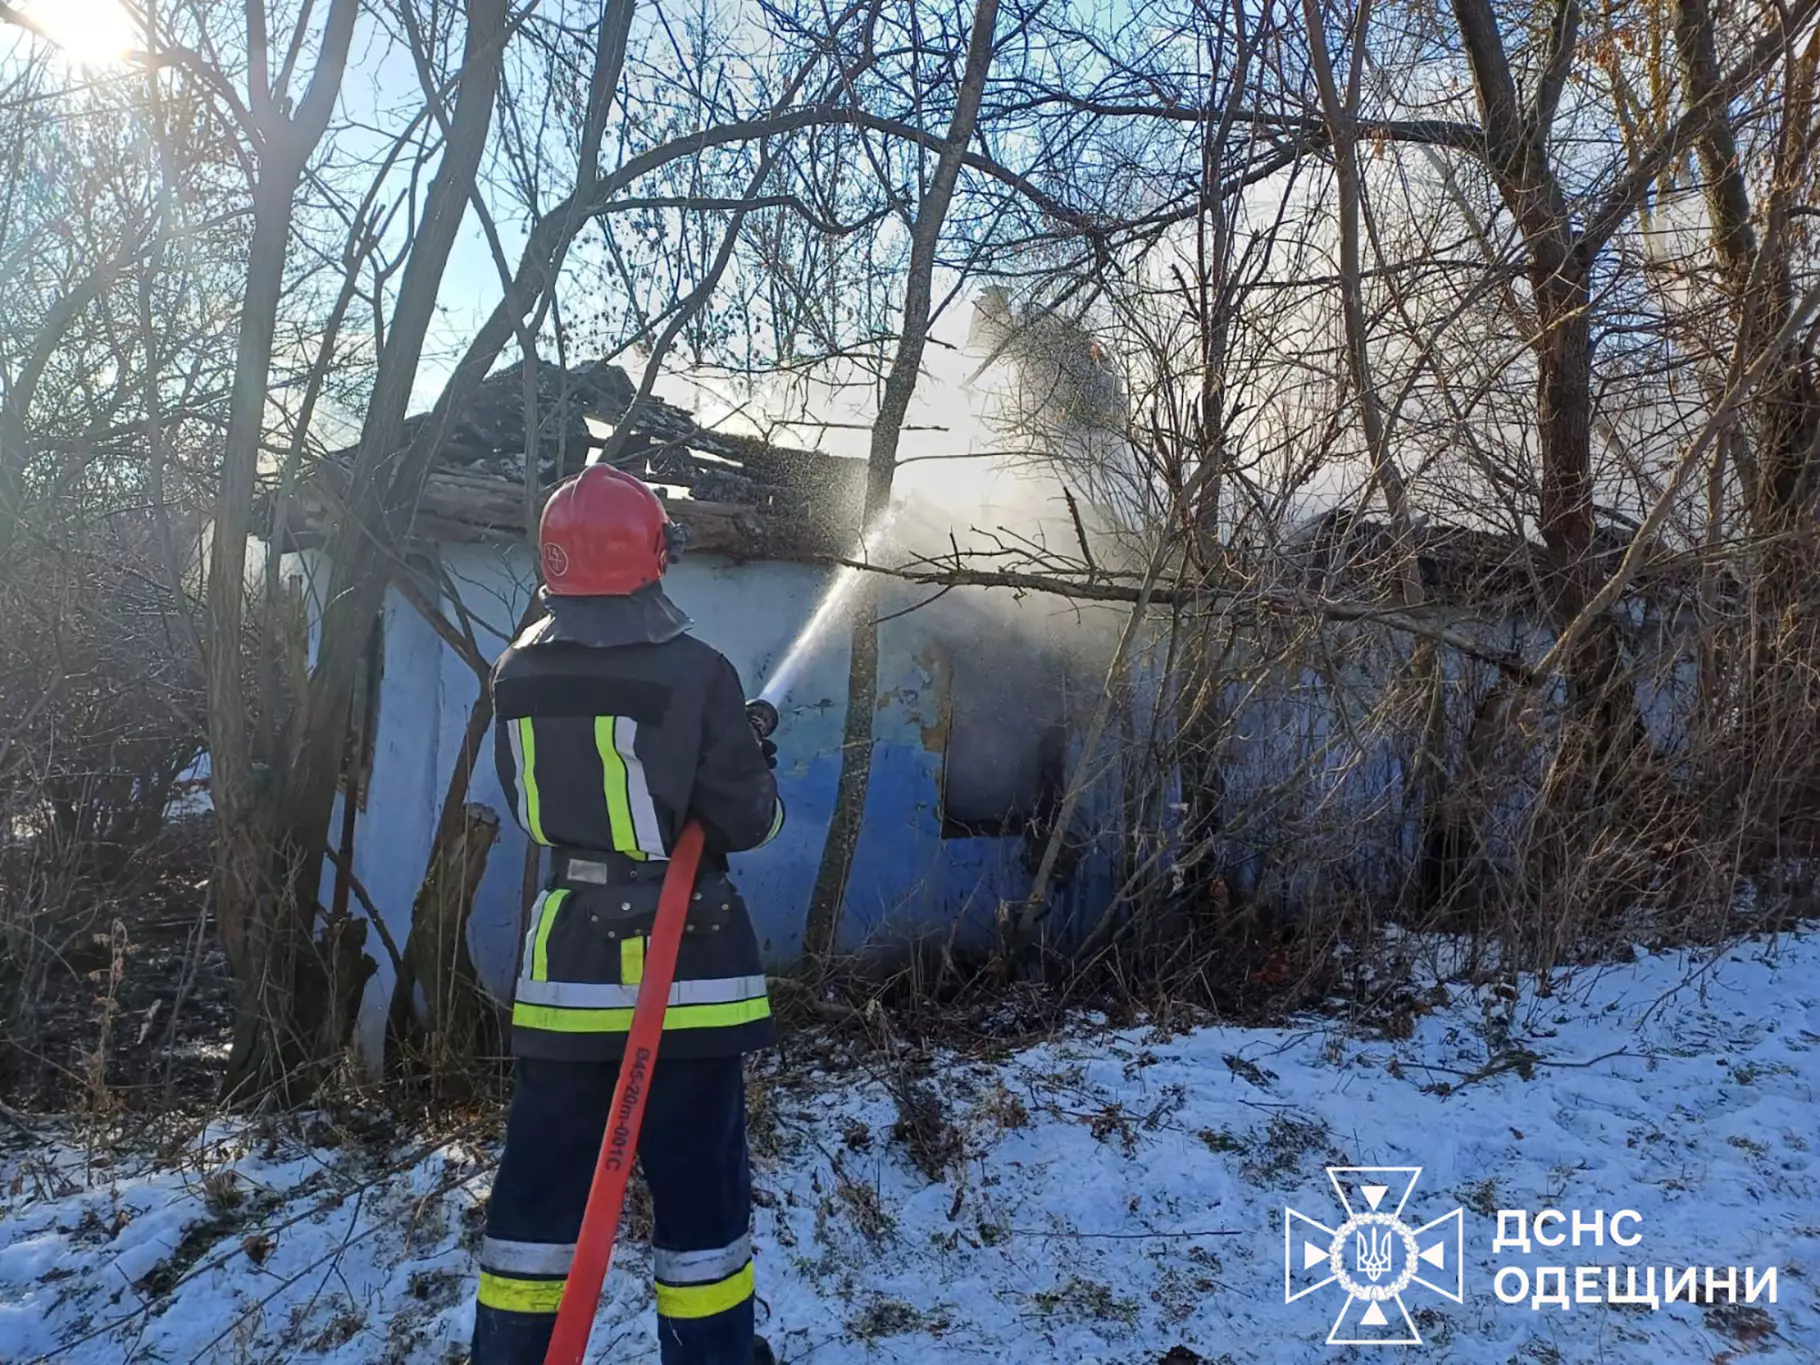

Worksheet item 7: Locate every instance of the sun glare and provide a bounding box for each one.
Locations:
[25,0,138,70]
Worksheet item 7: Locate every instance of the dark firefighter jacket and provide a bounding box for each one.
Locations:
[491,585,783,1061]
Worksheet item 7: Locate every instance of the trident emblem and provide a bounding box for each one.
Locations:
[1354,1225,1393,1282]
[1284,1166,1465,1345]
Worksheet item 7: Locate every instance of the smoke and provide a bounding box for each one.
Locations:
[655,284,1139,555]
[650,282,1137,804]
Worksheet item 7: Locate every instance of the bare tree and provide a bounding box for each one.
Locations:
[802,0,1003,968]
[11,0,1820,1079]
[174,0,359,1098]
[1665,0,1820,852]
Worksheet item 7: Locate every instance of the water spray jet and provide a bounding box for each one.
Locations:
[754,499,907,703]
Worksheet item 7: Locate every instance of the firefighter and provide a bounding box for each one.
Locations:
[471,464,782,1365]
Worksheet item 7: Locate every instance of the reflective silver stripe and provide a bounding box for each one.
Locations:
[615,718,667,855]
[561,856,670,883]
[514,974,768,1010]
[507,720,532,833]
[653,1235,752,1286]
[514,977,632,1008]
[518,891,552,986]
[481,1237,577,1276]
[510,618,553,650]
[671,973,768,1004]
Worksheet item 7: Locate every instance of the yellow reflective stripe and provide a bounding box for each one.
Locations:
[654,1261,754,1320]
[530,889,569,983]
[594,716,648,861]
[517,719,547,844]
[507,720,530,832]
[513,994,772,1035]
[516,974,768,1010]
[621,935,645,986]
[477,1271,567,1314]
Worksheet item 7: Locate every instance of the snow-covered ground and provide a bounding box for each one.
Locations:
[3,928,1818,1364]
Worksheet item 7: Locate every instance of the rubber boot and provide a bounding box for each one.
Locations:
[753,1338,777,1365]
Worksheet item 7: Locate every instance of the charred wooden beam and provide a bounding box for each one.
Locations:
[272,461,854,561]
[264,356,868,563]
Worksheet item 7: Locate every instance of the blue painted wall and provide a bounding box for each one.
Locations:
[308,541,1127,1061]
[291,535,1711,1069]
[1164,601,1699,912]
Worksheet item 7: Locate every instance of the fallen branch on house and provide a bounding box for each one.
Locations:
[819,554,1539,681]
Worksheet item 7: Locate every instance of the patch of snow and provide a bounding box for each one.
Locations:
[0,930,1817,1361]
[168,756,214,816]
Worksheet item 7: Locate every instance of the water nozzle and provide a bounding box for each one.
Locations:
[745,698,779,739]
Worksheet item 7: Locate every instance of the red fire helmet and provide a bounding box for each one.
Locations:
[538,465,673,596]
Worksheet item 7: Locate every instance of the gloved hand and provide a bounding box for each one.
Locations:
[759,737,777,770]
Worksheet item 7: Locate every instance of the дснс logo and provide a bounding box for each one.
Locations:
[1284,1166,1464,1345]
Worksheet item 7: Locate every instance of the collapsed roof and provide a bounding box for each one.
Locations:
[269,358,866,559]
[1281,507,1687,609]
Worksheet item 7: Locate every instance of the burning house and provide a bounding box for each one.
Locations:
[267,340,1130,1063]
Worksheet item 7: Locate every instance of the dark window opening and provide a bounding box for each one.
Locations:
[940,722,1067,839]
[938,648,1068,839]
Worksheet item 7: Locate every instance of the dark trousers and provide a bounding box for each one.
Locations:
[472,1054,755,1365]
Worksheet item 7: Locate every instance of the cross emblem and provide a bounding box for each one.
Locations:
[1283,1166,1464,1345]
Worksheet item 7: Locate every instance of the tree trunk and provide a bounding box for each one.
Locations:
[1532,264,1599,630]
[1529,259,1641,739]
[1443,0,1660,933]
[208,0,422,1100]
[394,802,501,1086]
[387,683,503,1084]
[279,0,510,940]
[1304,0,1439,904]
[1169,6,1257,895]
[802,582,880,965]
[1673,0,1820,850]
[801,0,1002,968]
[1674,0,1820,541]
[233,2,506,1093]
[211,170,319,1100]
[0,269,114,558]
[1448,0,1605,640]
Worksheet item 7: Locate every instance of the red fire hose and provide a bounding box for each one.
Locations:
[543,819,706,1365]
